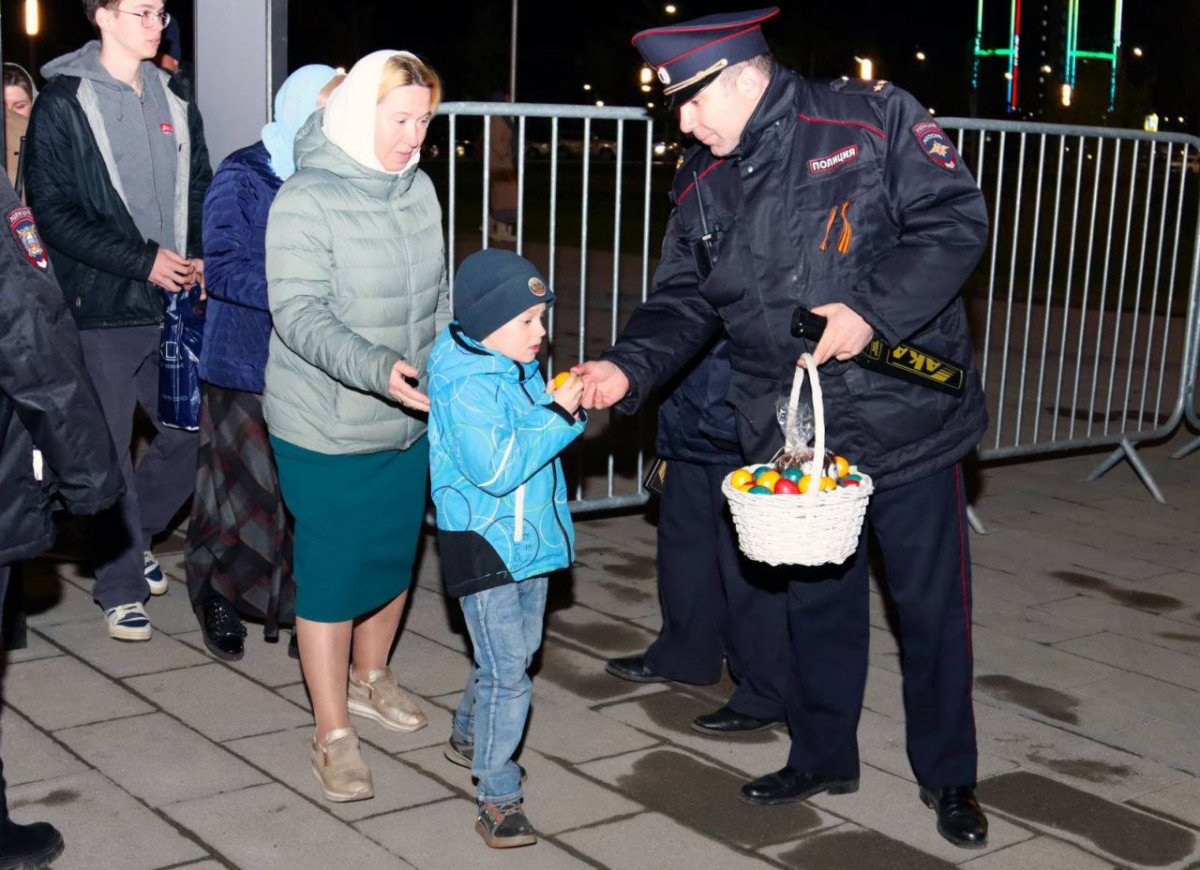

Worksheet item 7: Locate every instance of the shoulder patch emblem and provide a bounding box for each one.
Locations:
[8,207,49,271]
[912,121,957,171]
[809,144,859,175]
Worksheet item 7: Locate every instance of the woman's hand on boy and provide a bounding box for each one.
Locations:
[549,373,585,416]
[388,359,431,413]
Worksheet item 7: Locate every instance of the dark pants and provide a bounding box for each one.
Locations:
[78,326,199,610]
[785,463,977,789]
[1,565,11,821]
[644,460,789,721]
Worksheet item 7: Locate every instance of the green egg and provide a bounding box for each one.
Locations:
[748,485,773,495]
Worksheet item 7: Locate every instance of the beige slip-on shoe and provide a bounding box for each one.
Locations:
[311,726,373,802]
[348,666,428,733]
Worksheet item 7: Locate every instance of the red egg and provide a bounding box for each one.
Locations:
[773,477,801,495]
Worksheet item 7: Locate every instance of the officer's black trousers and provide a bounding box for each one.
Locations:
[785,463,977,789]
[644,460,788,720]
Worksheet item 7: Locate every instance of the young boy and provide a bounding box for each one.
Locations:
[427,249,585,849]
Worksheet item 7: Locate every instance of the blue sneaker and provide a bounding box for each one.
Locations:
[143,550,168,595]
[105,603,152,642]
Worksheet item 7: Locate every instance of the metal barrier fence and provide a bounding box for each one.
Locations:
[431,103,1200,509]
[938,118,1200,502]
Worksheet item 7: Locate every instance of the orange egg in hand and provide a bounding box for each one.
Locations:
[552,372,575,389]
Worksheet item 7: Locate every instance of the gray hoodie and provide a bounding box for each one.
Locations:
[41,41,178,252]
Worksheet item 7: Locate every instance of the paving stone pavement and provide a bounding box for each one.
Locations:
[3,434,1200,868]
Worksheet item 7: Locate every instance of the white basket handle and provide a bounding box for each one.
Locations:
[783,354,825,499]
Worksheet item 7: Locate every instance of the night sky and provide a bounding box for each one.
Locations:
[2,0,1197,129]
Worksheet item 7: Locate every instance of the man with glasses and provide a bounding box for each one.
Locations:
[25,0,212,642]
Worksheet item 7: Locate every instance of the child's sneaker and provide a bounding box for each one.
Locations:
[443,734,473,769]
[475,799,536,848]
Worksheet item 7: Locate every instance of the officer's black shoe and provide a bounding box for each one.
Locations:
[691,705,779,736]
[919,785,988,849]
[0,817,65,869]
[739,767,859,806]
[196,597,247,662]
[604,654,670,684]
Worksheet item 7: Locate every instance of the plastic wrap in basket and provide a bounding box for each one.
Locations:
[722,354,873,566]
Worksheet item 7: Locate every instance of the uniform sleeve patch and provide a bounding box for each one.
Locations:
[912,121,957,171]
[7,207,49,271]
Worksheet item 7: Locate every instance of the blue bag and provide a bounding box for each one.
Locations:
[158,286,206,431]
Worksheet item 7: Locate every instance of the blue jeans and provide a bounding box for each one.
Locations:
[452,577,548,803]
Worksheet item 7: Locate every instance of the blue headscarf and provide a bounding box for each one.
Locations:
[261,64,338,181]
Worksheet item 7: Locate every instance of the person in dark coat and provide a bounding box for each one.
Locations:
[185,64,339,661]
[576,7,991,849]
[604,339,789,735]
[0,173,124,869]
[24,0,213,642]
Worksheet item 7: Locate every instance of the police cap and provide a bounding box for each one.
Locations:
[632,7,778,108]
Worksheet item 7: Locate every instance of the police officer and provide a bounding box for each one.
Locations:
[575,7,991,848]
[0,173,124,868]
[605,338,789,736]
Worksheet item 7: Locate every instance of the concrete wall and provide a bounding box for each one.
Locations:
[194,0,287,167]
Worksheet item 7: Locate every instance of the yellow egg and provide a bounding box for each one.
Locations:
[552,372,575,389]
[820,476,837,492]
[755,470,781,490]
[835,455,850,479]
[733,480,756,493]
[729,469,755,489]
[798,474,811,494]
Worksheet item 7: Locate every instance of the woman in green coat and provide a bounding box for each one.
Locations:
[264,49,450,803]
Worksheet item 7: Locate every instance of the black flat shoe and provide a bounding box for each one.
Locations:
[739,767,859,806]
[0,817,65,870]
[604,654,670,684]
[919,785,988,849]
[692,705,779,736]
[196,597,247,662]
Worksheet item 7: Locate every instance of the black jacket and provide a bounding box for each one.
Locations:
[23,71,211,329]
[0,176,125,566]
[604,66,990,489]
[656,338,743,467]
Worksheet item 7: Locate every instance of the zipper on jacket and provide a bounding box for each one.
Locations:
[518,379,572,559]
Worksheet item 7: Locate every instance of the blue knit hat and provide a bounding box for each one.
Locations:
[454,250,555,341]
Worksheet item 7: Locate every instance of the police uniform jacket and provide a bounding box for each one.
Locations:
[0,177,124,567]
[603,65,990,489]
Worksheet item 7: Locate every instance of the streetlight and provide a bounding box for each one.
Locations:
[1061,84,1072,107]
[640,66,653,86]
[595,100,605,107]
[853,56,872,81]
[24,0,39,75]
[665,4,677,14]
[1040,64,1052,74]
[583,83,592,91]
[1132,46,1144,57]
[915,51,926,62]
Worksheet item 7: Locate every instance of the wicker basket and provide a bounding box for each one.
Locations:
[722,353,873,566]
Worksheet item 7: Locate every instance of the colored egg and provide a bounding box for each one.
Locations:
[751,465,774,478]
[838,476,861,488]
[819,476,837,492]
[552,371,575,389]
[755,470,781,490]
[773,477,800,495]
[729,469,755,489]
[834,455,850,478]
[734,480,756,492]
[798,474,812,494]
[748,485,773,495]
[781,467,804,483]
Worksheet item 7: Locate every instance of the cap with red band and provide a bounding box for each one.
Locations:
[632,7,779,108]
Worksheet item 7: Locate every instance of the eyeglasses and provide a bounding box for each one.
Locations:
[111,8,171,28]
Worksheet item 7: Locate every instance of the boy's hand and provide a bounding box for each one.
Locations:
[388,359,431,412]
[551,373,584,416]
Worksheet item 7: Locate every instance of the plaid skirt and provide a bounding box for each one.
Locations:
[185,385,294,638]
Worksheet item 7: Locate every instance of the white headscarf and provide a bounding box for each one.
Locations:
[323,49,423,175]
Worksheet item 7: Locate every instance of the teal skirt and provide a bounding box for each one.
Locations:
[271,435,428,622]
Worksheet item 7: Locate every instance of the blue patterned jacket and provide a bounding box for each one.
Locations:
[428,323,585,598]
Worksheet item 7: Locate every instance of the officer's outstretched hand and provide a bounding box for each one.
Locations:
[571,360,630,410]
[806,303,875,366]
